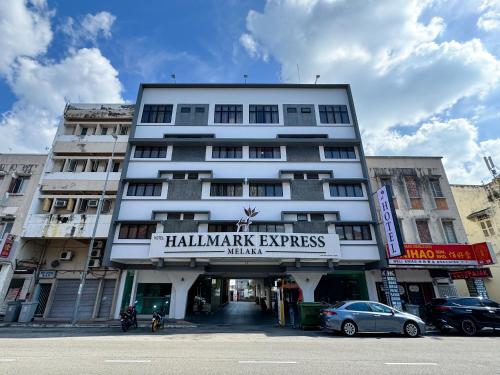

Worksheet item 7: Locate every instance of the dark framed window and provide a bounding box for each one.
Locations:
[212,146,243,159]
[173,173,186,179]
[134,146,168,158]
[297,214,308,221]
[141,105,173,123]
[287,107,297,114]
[210,183,243,197]
[249,147,281,159]
[301,107,311,113]
[183,213,195,220]
[430,179,444,198]
[118,223,157,239]
[306,173,319,179]
[324,147,356,159]
[127,183,162,197]
[8,177,28,194]
[249,223,285,232]
[249,105,279,124]
[249,183,283,197]
[180,107,191,113]
[214,105,243,124]
[208,223,237,232]
[293,173,304,180]
[442,221,457,243]
[319,105,349,124]
[329,183,363,197]
[416,220,432,243]
[167,212,181,220]
[335,225,372,240]
[310,213,324,221]
[195,107,205,113]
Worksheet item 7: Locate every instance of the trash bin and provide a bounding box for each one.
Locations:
[18,302,39,323]
[4,301,23,322]
[298,302,327,329]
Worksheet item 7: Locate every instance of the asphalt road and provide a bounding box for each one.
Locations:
[0,326,499,375]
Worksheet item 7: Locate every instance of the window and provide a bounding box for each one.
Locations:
[127,183,162,197]
[249,183,283,197]
[8,177,27,194]
[195,107,205,113]
[80,127,88,136]
[452,298,482,307]
[482,300,500,308]
[293,173,304,180]
[141,105,173,123]
[180,107,191,113]
[101,127,108,135]
[310,213,324,221]
[369,303,392,313]
[211,146,242,159]
[301,107,311,113]
[287,107,297,113]
[0,222,14,239]
[416,220,432,243]
[345,302,372,312]
[404,176,419,198]
[118,224,156,239]
[112,161,121,172]
[306,173,319,180]
[208,223,237,232]
[319,105,349,124]
[210,183,243,197]
[249,105,279,124]
[134,146,168,158]
[329,183,363,197]
[249,223,285,232]
[214,105,243,123]
[119,125,129,135]
[249,147,281,159]
[480,220,495,237]
[430,179,444,198]
[183,213,195,220]
[101,199,112,213]
[297,214,308,221]
[442,221,458,243]
[335,225,372,240]
[167,212,181,220]
[324,147,356,159]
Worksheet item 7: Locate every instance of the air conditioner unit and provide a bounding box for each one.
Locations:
[59,250,73,261]
[54,199,68,208]
[87,199,99,208]
[93,240,105,249]
[90,249,102,258]
[88,259,100,268]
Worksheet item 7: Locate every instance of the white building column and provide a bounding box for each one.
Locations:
[0,264,14,312]
[168,271,201,320]
[288,272,325,302]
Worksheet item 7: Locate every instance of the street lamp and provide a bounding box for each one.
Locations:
[71,134,118,325]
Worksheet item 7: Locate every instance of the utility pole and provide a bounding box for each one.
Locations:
[71,134,118,325]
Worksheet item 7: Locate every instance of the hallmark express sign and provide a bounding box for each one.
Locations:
[149,232,341,259]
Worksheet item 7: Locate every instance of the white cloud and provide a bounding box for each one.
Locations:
[0,3,124,153]
[241,0,500,183]
[239,33,268,61]
[62,11,116,46]
[478,0,500,31]
[0,0,53,75]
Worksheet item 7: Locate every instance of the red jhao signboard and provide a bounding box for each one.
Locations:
[0,234,15,258]
[449,268,492,279]
[387,242,496,266]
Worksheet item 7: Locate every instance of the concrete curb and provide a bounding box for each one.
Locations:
[0,322,198,329]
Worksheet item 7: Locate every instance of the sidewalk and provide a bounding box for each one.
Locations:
[0,319,197,329]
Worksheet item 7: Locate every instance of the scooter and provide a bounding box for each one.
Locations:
[151,305,165,333]
[120,304,138,332]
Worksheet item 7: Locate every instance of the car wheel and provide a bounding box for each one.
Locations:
[461,319,477,336]
[342,321,357,337]
[404,321,420,337]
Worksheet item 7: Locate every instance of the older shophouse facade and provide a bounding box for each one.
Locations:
[0,154,47,313]
[20,104,134,320]
[366,156,497,316]
[105,84,386,320]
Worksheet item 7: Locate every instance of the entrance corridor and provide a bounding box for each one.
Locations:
[187,301,275,326]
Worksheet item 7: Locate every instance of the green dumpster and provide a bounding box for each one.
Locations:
[298,302,327,329]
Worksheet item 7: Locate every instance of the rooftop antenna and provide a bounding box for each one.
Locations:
[243,74,248,84]
[484,156,498,179]
[296,64,301,84]
[171,74,176,83]
[314,74,321,84]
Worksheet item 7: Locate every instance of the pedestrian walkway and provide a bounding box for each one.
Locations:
[187,301,275,326]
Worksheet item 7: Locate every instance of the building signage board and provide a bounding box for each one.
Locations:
[377,185,404,257]
[449,268,492,280]
[388,242,496,266]
[149,232,341,259]
[381,269,403,311]
[0,234,15,258]
[39,271,56,279]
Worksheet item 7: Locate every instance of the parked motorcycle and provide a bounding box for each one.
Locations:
[151,305,165,333]
[120,304,138,332]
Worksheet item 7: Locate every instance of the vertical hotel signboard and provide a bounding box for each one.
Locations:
[377,185,404,257]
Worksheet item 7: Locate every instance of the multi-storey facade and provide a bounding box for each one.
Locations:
[451,177,500,301]
[105,83,386,320]
[0,154,47,312]
[366,156,496,315]
[21,104,134,320]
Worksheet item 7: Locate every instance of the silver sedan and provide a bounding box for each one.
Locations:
[320,300,426,337]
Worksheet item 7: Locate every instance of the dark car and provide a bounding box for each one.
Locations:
[426,297,500,336]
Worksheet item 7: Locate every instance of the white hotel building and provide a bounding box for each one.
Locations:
[105,84,387,320]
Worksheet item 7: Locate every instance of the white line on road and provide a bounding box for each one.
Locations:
[104,359,152,363]
[238,361,297,364]
[385,363,438,366]
[0,359,16,362]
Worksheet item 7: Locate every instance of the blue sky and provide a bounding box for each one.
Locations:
[0,0,499,183]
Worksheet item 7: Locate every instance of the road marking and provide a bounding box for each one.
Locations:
[0,359,16,362]
[104,359,152,363]
[238,361,297,364]
[385,363,438,366]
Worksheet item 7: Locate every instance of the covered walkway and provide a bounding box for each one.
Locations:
[187,301,275,326]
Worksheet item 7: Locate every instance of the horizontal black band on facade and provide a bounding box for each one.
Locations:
[129,138,362,146]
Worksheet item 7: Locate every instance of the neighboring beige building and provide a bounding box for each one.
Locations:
[20,104,134,321]
[0,154,47,312]
[451,177,500,302]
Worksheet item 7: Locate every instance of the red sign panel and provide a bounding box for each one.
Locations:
[449,268,492,279]
[387,242,495,266]
[0,234,14,257]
